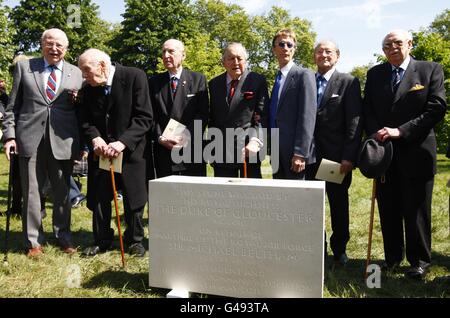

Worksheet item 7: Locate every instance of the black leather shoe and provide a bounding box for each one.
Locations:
[71,195,86,208]
[333,253,349,267]
[406,266,428,280]
[128,243,145,257]
[81,245,108,257]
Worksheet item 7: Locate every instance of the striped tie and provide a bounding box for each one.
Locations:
[46,65,57,101]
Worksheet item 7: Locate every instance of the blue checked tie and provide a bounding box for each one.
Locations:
[269,71,282,129]
[316,75,326,106]
[46,65,57,101]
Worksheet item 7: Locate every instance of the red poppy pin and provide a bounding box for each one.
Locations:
[243,91,254,100]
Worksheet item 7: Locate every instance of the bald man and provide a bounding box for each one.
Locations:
[149,39,209,178]
[78,48,153,257]
[363,29,446,279]
[2,28,83,257]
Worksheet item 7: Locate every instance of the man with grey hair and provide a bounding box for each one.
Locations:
[208,42,269,177]
[2,28,82,257]
[363,29,446,279]
[78,48,153,257]
[149,39,209,178]
[306,39,362,267]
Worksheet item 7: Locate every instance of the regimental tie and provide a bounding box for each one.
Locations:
[392,67,403,93]
[170,76,178,96]
[228,79,239,104]
[46,65,57,101]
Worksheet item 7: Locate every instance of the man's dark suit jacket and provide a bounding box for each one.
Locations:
[208,70,268,168]
[79,64,153,210]
[149,69,209,176]
[0,92,7,115]
[315,71,362,163]
[364,58,447,177]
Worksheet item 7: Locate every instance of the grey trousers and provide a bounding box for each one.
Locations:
[19,135,73,249]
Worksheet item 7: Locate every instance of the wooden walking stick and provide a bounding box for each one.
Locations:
[364,179,377,279]
[3,148,15,265]
[243,157,247,178]
[110,162,126,268]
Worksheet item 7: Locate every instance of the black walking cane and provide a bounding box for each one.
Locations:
[4,147,15,265]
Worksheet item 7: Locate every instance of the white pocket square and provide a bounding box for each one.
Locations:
[187,94,196,98]
[331,94,339,98]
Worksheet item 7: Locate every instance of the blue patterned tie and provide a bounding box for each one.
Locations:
[392,67,403,93]
[269,71,282,129]
[316,75,326,106]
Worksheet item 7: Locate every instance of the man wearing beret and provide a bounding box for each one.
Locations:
[363,29,447,279]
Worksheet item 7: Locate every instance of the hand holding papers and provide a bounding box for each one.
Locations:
[161,118,189,149]
[99,152,123,174]
[315,159,346,184]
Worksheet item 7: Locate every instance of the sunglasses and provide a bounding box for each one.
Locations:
[277,41,295,49]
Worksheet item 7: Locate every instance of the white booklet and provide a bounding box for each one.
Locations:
[162,118,187,140]
[315,158,345,184]
[99,152,123,174]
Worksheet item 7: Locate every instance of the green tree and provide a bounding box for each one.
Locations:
[10,0,115,63]
[430,9,449,41]
[0,3,16,86]
[111,0,198,75]
[350,62,374,96]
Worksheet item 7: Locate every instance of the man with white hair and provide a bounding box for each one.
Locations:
[2,28,82,257]
[78,48,153,257]
[149,39,209,178]
[208,42,269,177]
[363,29,447,279]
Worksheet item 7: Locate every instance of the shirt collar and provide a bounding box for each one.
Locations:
[106,65,115,87]
[317,67,336,81]
[226,73,242,86]
[44,58,64,71]
[279,60,295,77]
[391,55,410,71]
[169,67,183,80]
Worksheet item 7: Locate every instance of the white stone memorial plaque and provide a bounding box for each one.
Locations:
[148,176,325,298]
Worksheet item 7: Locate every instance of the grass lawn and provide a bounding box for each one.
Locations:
[0,152,449,298]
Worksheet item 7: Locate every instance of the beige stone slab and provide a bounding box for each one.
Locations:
[148,176,325,298]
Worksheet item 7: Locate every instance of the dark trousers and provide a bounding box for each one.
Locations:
[306,163,351,258]
[376,163,433,267]
[91,171,144,248]
[213,162,262,178]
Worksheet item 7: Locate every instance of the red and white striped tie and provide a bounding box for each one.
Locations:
[46,65,57,101]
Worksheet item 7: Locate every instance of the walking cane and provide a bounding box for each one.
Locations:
[110,161,126,268]
[364,178,377,280]
[3,147,15,265]
[243,157,247,178]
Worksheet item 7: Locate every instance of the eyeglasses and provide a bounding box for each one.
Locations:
[277,41,295,49]
[43,42,66,50]
[383,40,405,50]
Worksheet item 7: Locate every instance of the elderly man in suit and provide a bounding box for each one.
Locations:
[2,28,82,257]
[269,29,317,179]
[78,48,153,257]
[150,39,209,178]
[208,42,269,178]
[305,40,362,266]
[364,29,446,279]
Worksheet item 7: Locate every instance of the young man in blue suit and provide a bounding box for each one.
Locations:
[269,29,317,179]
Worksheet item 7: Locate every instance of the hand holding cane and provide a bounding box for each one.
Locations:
[364,179,377,280]
[4,147,15,265]
[110,161,126,268]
